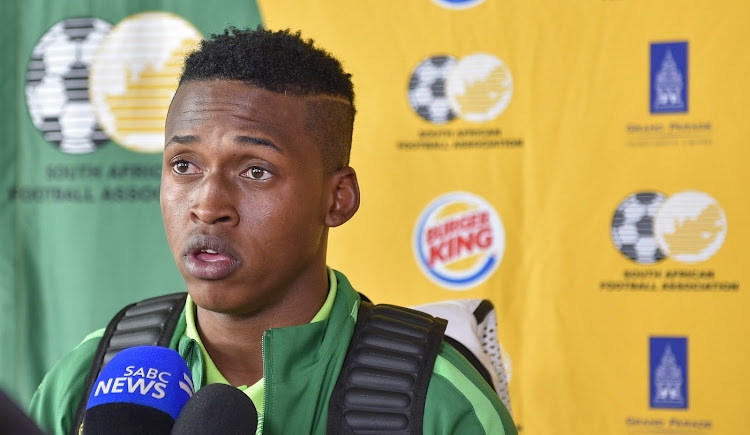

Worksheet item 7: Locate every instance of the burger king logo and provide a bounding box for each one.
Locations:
[414,192,505,290]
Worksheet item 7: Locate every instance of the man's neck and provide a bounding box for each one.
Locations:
[194,267,329,387]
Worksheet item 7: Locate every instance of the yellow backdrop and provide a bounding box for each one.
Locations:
[259,1,750,433]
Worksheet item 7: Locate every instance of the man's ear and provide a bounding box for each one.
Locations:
[325,167,360,227]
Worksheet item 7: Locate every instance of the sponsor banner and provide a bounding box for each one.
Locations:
[3,0,262,405]
[257,1,750,433]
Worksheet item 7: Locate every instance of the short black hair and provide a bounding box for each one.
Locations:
[179,27,355,171]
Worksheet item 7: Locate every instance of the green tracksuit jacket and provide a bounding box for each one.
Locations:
[29,271,517,434]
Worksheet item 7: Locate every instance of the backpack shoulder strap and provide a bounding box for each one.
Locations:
[327,300,448,434]
[70,292,187,435]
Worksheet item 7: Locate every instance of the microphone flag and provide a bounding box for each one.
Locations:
[84,346,194,420]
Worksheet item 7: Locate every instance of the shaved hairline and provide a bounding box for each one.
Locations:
[302,93,353,106]
[303,97,355,173]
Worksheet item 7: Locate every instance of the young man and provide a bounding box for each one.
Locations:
[30,27,517,434]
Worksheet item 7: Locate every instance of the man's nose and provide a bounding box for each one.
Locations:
[189,172,240,226]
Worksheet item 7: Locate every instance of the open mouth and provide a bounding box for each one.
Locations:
[182,234,241,280]
[196,248,225,262]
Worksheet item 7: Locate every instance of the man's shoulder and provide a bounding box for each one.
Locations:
[326,272,517,434]
[37,329,105,393]
[423,341,517,435]
[29,331,103,435]
[29,292,191,435]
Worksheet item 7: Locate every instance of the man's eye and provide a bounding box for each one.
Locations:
[172,161,199,174]
[245,166,272,180]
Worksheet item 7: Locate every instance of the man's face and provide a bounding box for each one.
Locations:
[161,80,331,315]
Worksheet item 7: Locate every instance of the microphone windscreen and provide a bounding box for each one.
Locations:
[0,389,45,435]
[82,346,195,434]
[171,383,258,434]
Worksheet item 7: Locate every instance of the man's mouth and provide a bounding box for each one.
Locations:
[196,248,224,262]
[182,234,241,280]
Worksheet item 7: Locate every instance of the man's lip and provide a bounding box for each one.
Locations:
[182,234,241,280]
[183,234,240,259]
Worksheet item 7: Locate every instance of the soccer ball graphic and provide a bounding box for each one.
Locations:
[25,18,111,154]
[407,56,458,124]
[611,192,667,264]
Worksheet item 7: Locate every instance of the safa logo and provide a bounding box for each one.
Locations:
[89,12,202,153]
[25,12,202,155]
[408,53,513,124]
[611,190,727,265]
[432,0,486,9]
[25,17,113,154]
[414,192,505,290]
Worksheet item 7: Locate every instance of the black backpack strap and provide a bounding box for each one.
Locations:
[70,292,187,435]
[327,300,448,434]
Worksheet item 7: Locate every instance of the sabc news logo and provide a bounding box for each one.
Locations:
[610,190,727,265]
[93,366,194,400]
[84,347,195,423]
[414,192,505,290]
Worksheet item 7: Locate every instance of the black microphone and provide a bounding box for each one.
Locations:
[171,383,258,434]
[0,388,45,435]
[81,346,195,434]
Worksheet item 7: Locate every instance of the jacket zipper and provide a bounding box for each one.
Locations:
[259,330,269,435]
[184,340,196,367]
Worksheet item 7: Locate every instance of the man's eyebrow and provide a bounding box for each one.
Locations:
[164,135,283,153]
[165,135,198,147]
[235,136,283,154]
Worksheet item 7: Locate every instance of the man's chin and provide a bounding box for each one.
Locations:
[187,286,262,317]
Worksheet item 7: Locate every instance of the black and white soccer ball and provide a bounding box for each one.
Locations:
[407,55,458,124]
[25,17,111,154]
[611,192,667,264]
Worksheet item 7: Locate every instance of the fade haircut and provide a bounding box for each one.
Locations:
[179,26,355,172]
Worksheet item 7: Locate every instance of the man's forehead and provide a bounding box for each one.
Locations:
[166,81,352,139]
[171,79,352,109]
